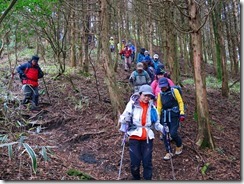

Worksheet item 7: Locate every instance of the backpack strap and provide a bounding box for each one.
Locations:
[171,88,176,100]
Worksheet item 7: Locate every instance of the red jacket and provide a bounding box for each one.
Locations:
[119,46,132,58]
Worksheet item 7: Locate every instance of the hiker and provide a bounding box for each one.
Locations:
[16,55,44,110]
[136,48,145,63]
[128,41,136,62]
[152,54,164,71]
[141,60,155,84]
[117,39,126,60]
[156,77,185,160]
[129,62,151,93]
[151,67,175,101]
[119,44,132,71]
[109,36,115,52]
[119,84,164,180]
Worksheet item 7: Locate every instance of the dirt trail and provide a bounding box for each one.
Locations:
[0,57,240,180]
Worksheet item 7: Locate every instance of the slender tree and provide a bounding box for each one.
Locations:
[187,0,215,149]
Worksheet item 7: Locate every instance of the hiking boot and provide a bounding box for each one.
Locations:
[175,145,183,155]
[163,153,173,160]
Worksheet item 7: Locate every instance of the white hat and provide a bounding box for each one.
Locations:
[153,54,159,59]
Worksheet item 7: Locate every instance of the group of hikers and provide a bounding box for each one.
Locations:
[118,40,185,180]
[16,38,185,180]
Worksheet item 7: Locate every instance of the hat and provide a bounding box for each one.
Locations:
[158,77,169,88]
[136,62,144,70]
[139,85,155,98]
[156,68,165,75]
[32,55,39,62]
[144,50,149,55]
[153,54,159,59]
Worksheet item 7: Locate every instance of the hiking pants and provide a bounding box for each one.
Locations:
[129,139,153,180]
[163,116,182,152]
[22,84,39,106]
[124,56,131,70]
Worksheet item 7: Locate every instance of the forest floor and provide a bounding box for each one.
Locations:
[0,53,241,181]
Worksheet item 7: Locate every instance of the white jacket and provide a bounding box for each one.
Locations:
[119,93,163,140]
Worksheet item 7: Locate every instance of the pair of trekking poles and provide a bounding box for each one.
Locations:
[117,123,176,180]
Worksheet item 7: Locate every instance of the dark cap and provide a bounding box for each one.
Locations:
[158,77,169,88]
[32,55,39,62]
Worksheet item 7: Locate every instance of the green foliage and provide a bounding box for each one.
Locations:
[201,162,210,175]
[0,135,55,175]
[22,143,37,174]
[183,75,240,94]
[182,78,194,85]
[18,47,36,59]
[67,169,94,180]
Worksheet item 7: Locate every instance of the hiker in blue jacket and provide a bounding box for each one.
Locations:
[136,48,145,63]
[128,41,136,62]
[119,84,164,180]
[152,54,164,71]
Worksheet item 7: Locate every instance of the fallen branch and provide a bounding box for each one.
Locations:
[64,130,106,144]
[229,78,240,88]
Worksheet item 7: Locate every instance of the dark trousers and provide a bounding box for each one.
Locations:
[129,139,153,180]
[163,116,182,152]
[22,85,39,106]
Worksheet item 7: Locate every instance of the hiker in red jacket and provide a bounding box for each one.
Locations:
[16,55,44,110]
[119,44,132,72]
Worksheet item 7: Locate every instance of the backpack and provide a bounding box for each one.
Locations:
[170,85,182,99]
[170,85,186,112]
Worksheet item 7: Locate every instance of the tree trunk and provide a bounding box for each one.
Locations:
[188,0,215,149]
[70,6,76,67]
[83,1,90,73]
[217,2,229,97]
[212,3,222,80]
[209,14,217,76]
[148,0,153,56]
[100,0,124,119]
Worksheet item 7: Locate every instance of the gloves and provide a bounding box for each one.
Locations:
[119,123,128,133]
[20,73,27,79]
[179,115,185,122]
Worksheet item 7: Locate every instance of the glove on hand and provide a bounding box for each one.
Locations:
[179,115,185,122]
[20,73,27,79]
[119,123,128,133]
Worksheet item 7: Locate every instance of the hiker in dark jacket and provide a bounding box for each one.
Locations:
[156,77,185,160]
[16,55,44,109]
[119,84,164,180]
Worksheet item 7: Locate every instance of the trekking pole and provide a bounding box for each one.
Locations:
[42,76,51,104]
[164,123,176,180]
[117,133,127,180]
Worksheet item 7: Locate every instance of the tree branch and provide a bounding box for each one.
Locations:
[0,0,18,25]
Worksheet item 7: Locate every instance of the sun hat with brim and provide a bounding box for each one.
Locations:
[158,77,169,88]
[139,84,155,98]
